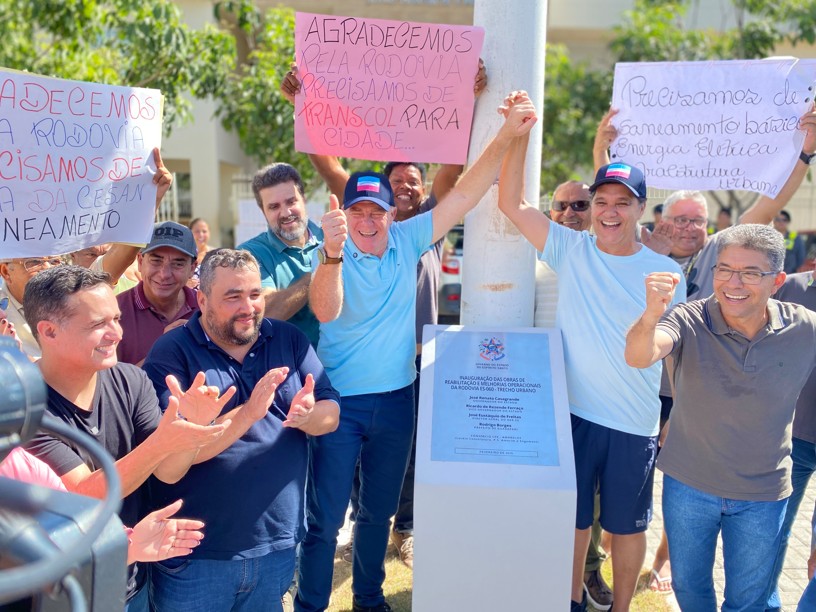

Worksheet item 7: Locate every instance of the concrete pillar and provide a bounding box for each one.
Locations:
[461,0,547,326]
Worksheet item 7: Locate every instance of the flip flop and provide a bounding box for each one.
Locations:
[649,568,673,595]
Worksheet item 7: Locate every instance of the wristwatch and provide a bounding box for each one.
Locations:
[317,247,343,264]
[800,150,816,165]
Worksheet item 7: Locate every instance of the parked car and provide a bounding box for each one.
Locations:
[438,224,463,323]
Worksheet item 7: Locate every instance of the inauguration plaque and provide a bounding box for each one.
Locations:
[431,329,558,466]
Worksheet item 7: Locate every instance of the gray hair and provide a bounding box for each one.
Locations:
[251,163,305,208]
[716,224,785,272]
[199,249,260,296]
[24,265,112,340]
[663,190,709,217]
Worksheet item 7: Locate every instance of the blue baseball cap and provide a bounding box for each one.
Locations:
[590,163,647,200]
[343,172,394,211]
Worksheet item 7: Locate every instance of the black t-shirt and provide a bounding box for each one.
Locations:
[26,363,161,597]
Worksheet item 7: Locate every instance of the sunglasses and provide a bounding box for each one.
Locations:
[0,297,7,311]
[551,200,591,213]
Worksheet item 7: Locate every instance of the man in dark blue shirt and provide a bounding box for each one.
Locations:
[143,248,340,612]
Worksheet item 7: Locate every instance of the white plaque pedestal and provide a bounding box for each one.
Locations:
[413,326,576,611]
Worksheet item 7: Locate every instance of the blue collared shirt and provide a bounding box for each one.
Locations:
[316,212,433,396]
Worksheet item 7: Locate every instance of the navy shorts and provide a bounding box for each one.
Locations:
[571,414,658,535]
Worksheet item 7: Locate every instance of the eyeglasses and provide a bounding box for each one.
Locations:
[551,200,590,213]
[666,216,707,229]
[21,257,64,273]
[711,264,778,285]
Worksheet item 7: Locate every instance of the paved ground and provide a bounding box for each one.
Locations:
[647,471,816,611]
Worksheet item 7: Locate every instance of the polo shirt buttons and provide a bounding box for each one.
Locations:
[249,353,255,358]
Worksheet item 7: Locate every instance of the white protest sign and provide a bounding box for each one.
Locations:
[0,68,163,259]
[610,59,816,197]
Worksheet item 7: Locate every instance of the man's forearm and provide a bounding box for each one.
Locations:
[68,436,169,499]
[308,154,349,201]
[624,315,664,368]
[154,449,199,484]
[263,275,310,321]
[593,138,611,174]
[192,404,258,464]
[741,156,809,225]
[431,132,514,243]
[309,265,343,323]
[101,245,140,285]
[431,163,465,201]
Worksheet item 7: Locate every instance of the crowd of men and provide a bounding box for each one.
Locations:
[2,59,816,612]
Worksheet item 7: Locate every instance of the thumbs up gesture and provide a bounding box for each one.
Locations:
[321,194,347,258]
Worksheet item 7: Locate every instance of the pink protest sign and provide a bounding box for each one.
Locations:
[294,13,484,164]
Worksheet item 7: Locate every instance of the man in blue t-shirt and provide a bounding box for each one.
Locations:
[143,249,340,612]
[238,163,323,347]
[498,126,685,612]
[295,92,538,612]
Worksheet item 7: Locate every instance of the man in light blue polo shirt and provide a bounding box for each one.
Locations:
[498,126,685,611]
[295,91,538,612]
[238,163,322,346]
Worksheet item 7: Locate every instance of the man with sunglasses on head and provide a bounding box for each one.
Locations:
[625,224,816,612]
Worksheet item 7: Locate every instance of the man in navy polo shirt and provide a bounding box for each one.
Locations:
[296,92,538,612]
[143,248,340,612]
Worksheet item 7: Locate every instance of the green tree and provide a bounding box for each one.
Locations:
[540,45,613,192]
[0,0,235,133]
[613,0,816,62]
[610,1,716,62]
[212,2,381,187]
[212,3,310,181]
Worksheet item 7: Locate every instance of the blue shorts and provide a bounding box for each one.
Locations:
[571,414,657,535]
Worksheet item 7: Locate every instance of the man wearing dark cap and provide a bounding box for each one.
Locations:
[498,133,685,611]
[116,221,198,365]
[296,92,538,612]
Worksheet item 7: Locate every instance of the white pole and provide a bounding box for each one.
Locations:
[461,0,547,326]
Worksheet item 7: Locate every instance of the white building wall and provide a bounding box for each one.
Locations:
[163,0,255,247]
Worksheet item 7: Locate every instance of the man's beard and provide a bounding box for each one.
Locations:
[205,310,262,346]
[275,215,308,242]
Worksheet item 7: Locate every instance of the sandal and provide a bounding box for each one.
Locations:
[649,568,673,595]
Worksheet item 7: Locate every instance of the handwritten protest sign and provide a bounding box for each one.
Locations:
[0,68,162,259]
[294,12,484,164]
[610,59,816,197]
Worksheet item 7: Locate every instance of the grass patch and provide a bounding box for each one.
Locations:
[325,546,672,611]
